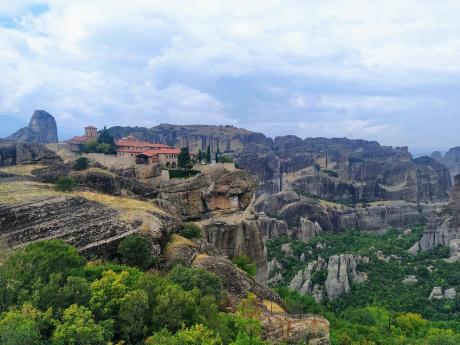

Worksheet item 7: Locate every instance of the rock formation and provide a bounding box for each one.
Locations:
[409,174,460,259]
[429,287,456,300]
[289,254,368,301]
[108,125,451,204]
[432,147,460,184]
[158,169,257,219]
[7,110,58,144]
[0,139,60,166]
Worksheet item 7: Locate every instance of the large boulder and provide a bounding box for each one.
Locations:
[7,110,58,144]
[0,140,60,167]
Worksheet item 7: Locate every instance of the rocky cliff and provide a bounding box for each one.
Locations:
[108,125,451,204]
[409,174,460,260]
[432,147,460,184]
[289,254,369,302]
[258,191,438,238]
[7,110,58,144]
[0,139,60,166]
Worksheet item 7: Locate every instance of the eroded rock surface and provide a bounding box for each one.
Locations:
[0,140,60,166]
[7,110,58,144]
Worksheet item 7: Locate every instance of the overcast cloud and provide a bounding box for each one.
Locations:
[1,0,460,152]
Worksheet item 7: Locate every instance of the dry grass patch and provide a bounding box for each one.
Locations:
[0,164,47,176]
[263,300,285,314]
[0,181,62,204]
[75,191,166,215]
[319,199,347,210]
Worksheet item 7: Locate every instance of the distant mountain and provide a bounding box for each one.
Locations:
[432,147,460,183]
[0,115,27,138]
[7,110,58,144]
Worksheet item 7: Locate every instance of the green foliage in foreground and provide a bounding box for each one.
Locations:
[55,176,76,192]
[232,255,257,277]
[0,240,268,345]
[268,226,460,344]
[180,222,202,239]
[117,234,153,269]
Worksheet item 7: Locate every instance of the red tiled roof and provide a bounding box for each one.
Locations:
[143,148,180,156]
[117,149,144,154]
[67,136,93,143]
[115,139,170,149]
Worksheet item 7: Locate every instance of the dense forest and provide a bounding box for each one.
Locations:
[267,227,460,344]
[0,239,270,345]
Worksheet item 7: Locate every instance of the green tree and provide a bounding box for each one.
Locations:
[117,235,153,270]
[219,155,234,163]
[72,157,89,171]
[3,240,84,307]
[198,149,203,162]
[215,147,220,163]
[145,325,222,345]
[89,270,130,320]
[96,143,111,154]
[232,255,257,277]
[206,145,211,163]
[96,126,116,153]
[118,289,149,343]
[167,265,222,300]
[0,307,43,345]
[55,176,76,192]
[83,140,98,153]
[52,304,110,345]
[178,147,191,169]
[180,222,202,239]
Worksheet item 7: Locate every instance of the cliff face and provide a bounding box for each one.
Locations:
[410,174,460,260]
[158,169,257,219]
[108,125,451,204]
[289,254,369,302]
[7,110,58,144]
[432,147,460,184]
[0,139,61,166]
[257,191,436,238]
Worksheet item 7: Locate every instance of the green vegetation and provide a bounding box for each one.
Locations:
[206,145,211,163]
[178,147,191,169]
[321,168,338,178]
[55,176,76,192]
[72,157,89,171]
[219,155,234,163]
[96,126,116,154]
[117,235,154,270]
[169,169,200,179]
[267,226,460,344]
[232,255,257,277]
[180,222,202,239]
[0,240,269,345]
[82,139,98,153]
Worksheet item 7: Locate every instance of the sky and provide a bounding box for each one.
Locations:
[1,1,460,153]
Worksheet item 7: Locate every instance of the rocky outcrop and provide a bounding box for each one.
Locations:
[289,255,368,301]
[409,174,460,258]
[108,125,451,203]
[429,287,456,300]
[432,147,460,184]
[7,110,58,144]
[158,169,257,219]
[260,191,437,236]
[0,140,61,166]
[203,218,268,283]
[0,183,179,259]
[261,313,330,345]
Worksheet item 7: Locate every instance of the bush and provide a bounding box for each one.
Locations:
[169,169,200,179]
[83,140,98,153]
[219,155,234,163]
[232,255,257,277]
[180,222,202,239]
[72,157,89,171]
[167,265,222,300]
[55,176,76,192]
[96,143,112,154]
[117,235,153,270]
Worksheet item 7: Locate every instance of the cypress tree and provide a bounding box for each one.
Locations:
[206,146,211,163]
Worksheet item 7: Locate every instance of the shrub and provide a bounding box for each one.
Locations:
[55,176,76,192]
[169,169,200,179]
[83,140,98,153]
[180,222,202,239]
[219,155,234,163]
[72,157,89,171]
[167,265,222,300]
[232,255,257,277]
[117,235,153,270]
[96,143,112,154]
